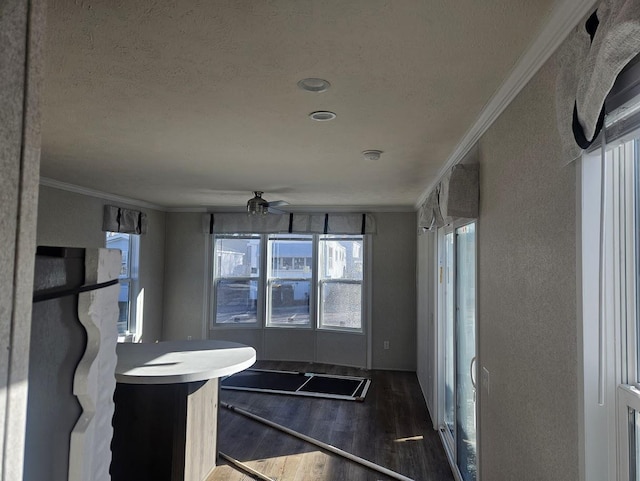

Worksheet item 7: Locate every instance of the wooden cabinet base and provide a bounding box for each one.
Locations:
[111,378,219,481]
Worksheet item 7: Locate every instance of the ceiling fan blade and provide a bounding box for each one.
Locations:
[267,206,287,215]
[266,200,289,208]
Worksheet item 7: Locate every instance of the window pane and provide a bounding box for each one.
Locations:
[267,236,312,328]
[117,281,130,335]
[319,237,363,280]
[270,236,313,279]
[215,237,260,277]
[268,280,311,326]
[215,279,258,323]
[319,282,361,329]
[106,232,133,335]
[106,232,131,277]
[444,232,455,434]
[636,139,640,381]
[633,408,640,481]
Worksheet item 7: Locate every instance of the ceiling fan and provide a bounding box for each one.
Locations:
[247,191,289,215]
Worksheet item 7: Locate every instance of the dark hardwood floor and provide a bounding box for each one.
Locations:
[208,361,454,481]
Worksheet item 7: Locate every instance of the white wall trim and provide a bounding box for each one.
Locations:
[186,205,416,214]
[39,177,165,211]
[414,0,599,209]
[40,178,415,213]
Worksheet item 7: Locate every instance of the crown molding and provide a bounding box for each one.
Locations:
[176,205,416,214]
[40,178,414,214]
[39,177,166,211]
[414,0,599,209]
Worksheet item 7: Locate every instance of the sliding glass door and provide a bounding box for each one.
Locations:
[440,222,477,481]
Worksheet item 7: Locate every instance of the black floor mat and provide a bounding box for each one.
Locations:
[221,369,371,401]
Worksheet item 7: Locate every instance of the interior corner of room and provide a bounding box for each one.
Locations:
[5,0,640,480]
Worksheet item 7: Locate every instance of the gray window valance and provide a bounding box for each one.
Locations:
[418,163,479,233]
[202,212,376,235]
[556,0,640,163]
[440,164,479,220]
[102,205,147,234]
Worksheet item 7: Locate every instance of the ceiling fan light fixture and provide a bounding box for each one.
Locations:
[309,111,336,122]
[247,191,268,215]
[297,78,331,93]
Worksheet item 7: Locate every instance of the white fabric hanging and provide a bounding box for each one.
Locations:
[417,186,445,233]
[557,0,640,163]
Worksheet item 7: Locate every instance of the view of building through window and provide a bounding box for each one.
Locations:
[212,233,364,330]
[214,235,260,324]
[268,235,313,327]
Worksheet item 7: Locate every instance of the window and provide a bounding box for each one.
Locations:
[582,131,640,481]
[267,235,313,327]
[318,235,363,330]
[213,235,261,324]
[105,232,139,337]
[211,233,365,331]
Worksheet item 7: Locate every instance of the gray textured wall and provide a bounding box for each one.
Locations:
[476,49,578,479]
[162,211,417,370]
[370,212,417,370]
[1,0,46,477]
[36,186,167,342]
[162,212,208,341]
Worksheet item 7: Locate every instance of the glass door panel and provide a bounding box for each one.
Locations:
[444,232,456,437]
[456,223,477,481]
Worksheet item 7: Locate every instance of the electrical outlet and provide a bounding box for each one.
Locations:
[383,340,390,350]
[482,366,490,394]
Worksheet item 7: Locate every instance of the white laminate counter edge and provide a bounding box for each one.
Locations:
[114,340,257,385]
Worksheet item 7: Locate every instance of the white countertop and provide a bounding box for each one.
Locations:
[115,340,256,385]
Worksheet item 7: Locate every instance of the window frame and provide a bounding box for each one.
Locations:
[210,233,366,333]
[581,133,640,481]
[211,234,263,328]
[266,234,314,329]
[317,234,365,333]
[105,231,140,340]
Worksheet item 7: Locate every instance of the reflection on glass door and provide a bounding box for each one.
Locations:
[440,222,477,481]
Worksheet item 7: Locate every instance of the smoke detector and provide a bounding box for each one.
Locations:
[362,149,383,161]
[297,78,331,93]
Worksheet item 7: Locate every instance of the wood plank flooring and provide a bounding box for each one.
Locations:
[208,361,454,481]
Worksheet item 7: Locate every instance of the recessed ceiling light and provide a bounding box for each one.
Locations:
[362,149,383,161]
[297,78,331,93]
[309,111,336,121]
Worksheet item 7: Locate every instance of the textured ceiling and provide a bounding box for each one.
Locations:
[41,0,556,209]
